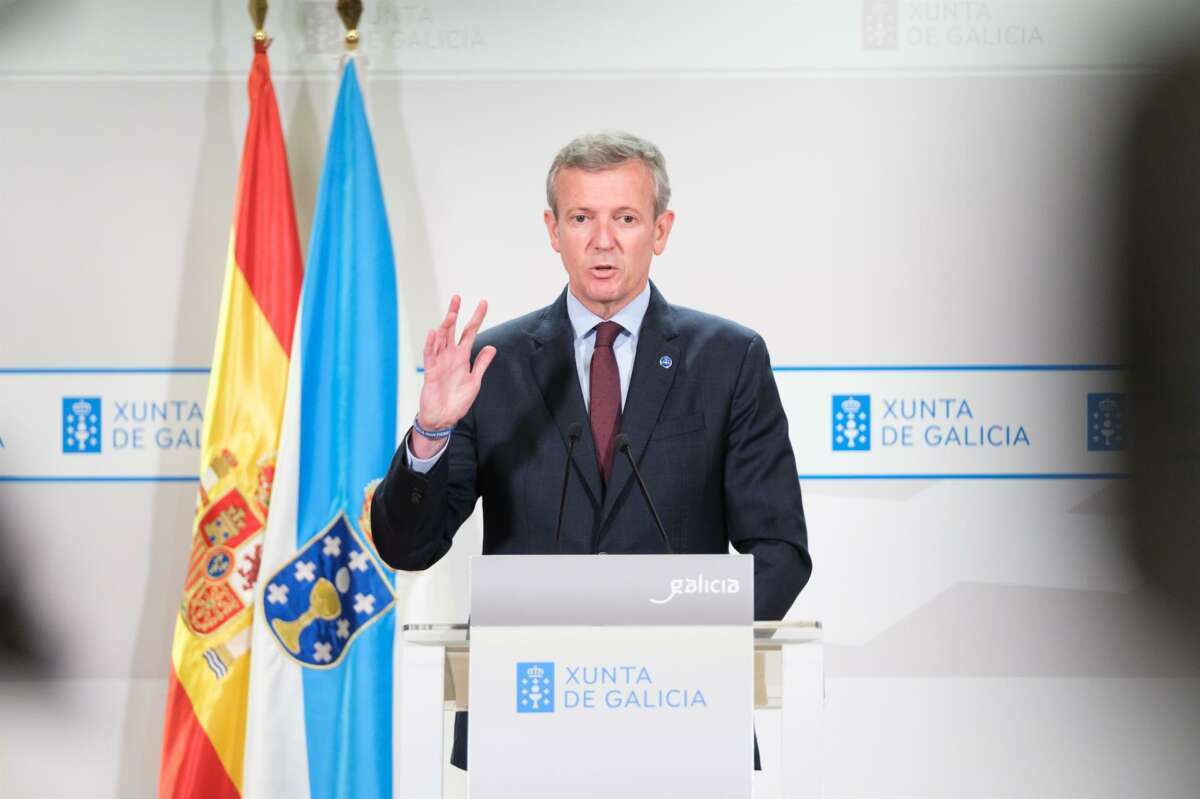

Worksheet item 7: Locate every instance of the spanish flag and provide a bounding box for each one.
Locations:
[158,39,303,799]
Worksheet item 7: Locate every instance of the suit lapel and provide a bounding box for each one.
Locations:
[528,292,604,508]
[599,284,680,526]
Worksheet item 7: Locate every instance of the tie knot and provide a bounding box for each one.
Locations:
[593,320,624,348]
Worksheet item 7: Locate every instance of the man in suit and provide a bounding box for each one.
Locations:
[371,131,812,769]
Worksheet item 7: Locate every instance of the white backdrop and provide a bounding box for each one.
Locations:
[2,1,1200,797]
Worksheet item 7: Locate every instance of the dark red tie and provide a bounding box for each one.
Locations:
[590,321,624,486]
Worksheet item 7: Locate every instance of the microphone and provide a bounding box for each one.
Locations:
[554,423,584,548]
[614,433,673,554]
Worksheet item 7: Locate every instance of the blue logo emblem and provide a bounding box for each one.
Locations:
[659,355,673,369]
[263,513,395,668]
[516,661,555,713]
[62,397,102,453]
[832,394,870,451]
[1087,393,1127,451]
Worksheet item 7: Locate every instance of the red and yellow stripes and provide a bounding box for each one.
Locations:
[159,41,302,799]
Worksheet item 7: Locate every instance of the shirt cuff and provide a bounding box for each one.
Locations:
[405,429,449,473]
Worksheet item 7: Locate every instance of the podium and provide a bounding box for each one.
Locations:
[396,555,823,798]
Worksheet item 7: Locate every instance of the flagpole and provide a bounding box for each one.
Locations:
[249,0,268,43]
[337,0,363,50]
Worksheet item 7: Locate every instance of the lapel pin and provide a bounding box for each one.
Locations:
[659,355,673,369]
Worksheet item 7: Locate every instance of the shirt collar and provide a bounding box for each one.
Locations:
[565,282,651,341]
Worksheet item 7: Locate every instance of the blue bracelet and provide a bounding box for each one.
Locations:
[412,416,454,439]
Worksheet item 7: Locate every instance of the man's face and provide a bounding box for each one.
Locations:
[544,160,675,318]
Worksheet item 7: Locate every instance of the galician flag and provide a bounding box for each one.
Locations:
[243,54,401,799]
[159,40,304,799]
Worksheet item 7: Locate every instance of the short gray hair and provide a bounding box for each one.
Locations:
[546,131,671,218]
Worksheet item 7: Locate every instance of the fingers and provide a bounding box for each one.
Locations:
[435,294,461,356]
[471,345,498,386]
[428,295,489,367]
[422,329,435,368]
[458,299,489,352]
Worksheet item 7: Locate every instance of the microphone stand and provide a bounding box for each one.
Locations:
[614,433,674,554]
[554,423,583,549]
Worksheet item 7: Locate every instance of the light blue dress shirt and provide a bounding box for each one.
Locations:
[408,283,651,472]
[566,282,649,414]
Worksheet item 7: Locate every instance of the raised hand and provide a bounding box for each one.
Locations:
[413,295,497,455]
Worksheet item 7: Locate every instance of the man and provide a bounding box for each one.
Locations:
[371,131,812,769]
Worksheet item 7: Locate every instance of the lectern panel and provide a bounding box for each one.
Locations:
[468,554,755,798]
[471,554,753,626]
[470,626,753,799]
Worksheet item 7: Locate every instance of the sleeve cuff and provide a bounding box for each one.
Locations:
[405,430,449,473]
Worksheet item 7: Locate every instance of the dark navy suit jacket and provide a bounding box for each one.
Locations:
[371,282,812,768]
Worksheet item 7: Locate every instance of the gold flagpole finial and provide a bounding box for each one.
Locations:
[249,0,269,42]
[337,0,363,50]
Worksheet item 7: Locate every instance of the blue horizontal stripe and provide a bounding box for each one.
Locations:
[798,473,1129,480]
[0,476,197,483]
[416,364,1127,374]
[0,473,1128,483]
[773,364,1129,372]
[2,364,1127,376]
[0,368,209,374]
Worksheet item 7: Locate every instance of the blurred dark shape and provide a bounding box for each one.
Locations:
[1122,51,1200,639]
[0,505,48,676]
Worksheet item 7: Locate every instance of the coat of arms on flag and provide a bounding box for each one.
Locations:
[262,513,394,668]
[182,482,265,636]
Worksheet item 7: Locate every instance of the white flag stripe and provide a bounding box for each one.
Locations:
[243,308,311,799]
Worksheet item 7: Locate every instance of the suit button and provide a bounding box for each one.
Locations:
[410,490,423,504]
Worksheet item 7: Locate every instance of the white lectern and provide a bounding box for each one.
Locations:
[396,555,823,799]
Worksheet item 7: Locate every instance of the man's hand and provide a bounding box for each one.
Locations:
[411,295,497,459]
